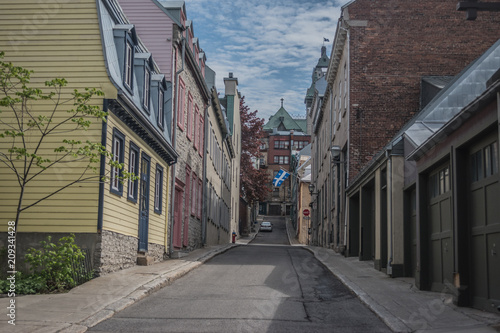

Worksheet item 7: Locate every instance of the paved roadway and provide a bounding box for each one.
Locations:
[90,216,390,332]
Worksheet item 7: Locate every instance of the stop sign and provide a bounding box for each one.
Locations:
[303,209,310,217]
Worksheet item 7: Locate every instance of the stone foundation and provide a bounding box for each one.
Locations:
[147,242,166,262]
[95,230,138,275]
[94,230,167,275]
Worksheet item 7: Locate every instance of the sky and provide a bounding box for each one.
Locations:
[184,0,351,122]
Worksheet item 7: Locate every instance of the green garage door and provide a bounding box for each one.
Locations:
[428,165,453,292]
[469,138,499,311]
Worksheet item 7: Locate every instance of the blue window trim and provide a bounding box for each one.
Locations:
[110,128,125,196]
[123,35,135,95]
[127,141,140,203]
[157,87,165,130]
[154,164,164,214]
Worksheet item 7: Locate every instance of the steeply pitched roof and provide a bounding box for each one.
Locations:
[294,119,308,133]
[263,107,304,132]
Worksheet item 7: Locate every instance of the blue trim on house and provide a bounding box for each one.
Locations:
[154,164,164,214]
[127,141,140,203]
[97,99,109,232]
[110,127,125,196]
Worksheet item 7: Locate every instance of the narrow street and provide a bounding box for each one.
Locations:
[90,217,390,333]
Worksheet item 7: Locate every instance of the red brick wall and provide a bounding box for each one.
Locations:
[346,0,500,180]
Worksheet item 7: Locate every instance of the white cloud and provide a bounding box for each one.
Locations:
[185,0,346,120]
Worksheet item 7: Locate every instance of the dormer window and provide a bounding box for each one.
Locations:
[124,42,134,90]
[158,89,164,129]
[144,69,150,110]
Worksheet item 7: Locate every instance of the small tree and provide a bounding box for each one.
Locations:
[0,52,133,232]
[239,96,269,202]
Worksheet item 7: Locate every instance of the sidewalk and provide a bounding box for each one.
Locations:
[285,217,500,333]
[0,234,256,333]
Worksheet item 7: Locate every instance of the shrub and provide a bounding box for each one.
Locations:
[24,234,86,292]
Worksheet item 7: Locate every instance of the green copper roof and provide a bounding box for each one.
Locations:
[294,119,307,133]
[263,107,305,133]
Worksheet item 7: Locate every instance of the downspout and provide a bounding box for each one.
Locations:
[343,22,350,248]
[169,31,186,256]
[97,99,109,233]
[201,102,209,245]
[220,133,229,243]
[387,148,394,275]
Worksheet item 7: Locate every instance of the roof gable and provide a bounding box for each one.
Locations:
[263,107,303,132]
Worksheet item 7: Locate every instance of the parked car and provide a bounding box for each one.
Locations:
[260,221,273,232]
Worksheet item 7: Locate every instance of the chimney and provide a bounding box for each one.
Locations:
[224,72,238,96]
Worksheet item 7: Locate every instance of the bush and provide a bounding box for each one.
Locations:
[24,234,86,292]
[0,272,46,294]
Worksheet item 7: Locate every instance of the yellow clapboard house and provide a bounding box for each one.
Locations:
[0,0,178,274]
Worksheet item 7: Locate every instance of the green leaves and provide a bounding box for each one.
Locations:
[24,234,89,292]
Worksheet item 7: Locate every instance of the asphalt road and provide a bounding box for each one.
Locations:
[90,216,390,332]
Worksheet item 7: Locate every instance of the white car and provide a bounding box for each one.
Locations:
[260,221,273,232]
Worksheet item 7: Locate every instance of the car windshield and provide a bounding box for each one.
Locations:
[261,222,271,226]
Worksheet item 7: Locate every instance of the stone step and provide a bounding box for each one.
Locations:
[136,254,154,266]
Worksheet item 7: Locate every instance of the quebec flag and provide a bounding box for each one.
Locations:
[273,169,290,187]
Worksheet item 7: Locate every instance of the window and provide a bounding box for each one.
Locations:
[177,78,185,130]
[274,140,280,149]
[273,187,280,197]
[158,89,164,129]
[274,156,279,164]
[127,142,139,202]
[187,93,193,140]
[429,166,450,199]
[110,129,125,196]
[154,165,163,214]
[194,105,199,150]
[124,42,134,91]
[198,114,204,156]
[143,69,150,110]
[471,141,498,182]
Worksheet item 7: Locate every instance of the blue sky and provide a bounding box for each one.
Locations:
[184,0,351,121]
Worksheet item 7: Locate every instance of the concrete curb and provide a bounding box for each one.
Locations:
[68,243,241,332]
[301,246,411,333]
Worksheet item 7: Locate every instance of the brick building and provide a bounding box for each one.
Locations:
[260,101,310,215]
[309,0,500,260]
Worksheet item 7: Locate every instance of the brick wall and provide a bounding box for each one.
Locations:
[346,0,500,180]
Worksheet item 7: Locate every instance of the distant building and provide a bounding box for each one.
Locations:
[259,100,310,216]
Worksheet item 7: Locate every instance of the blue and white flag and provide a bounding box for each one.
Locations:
[273,169,290,187]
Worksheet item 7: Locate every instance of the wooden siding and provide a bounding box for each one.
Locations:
[119,0,174,80]
[102,115,169,246]
[0,0,116,233]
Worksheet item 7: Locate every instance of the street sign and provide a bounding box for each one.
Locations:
[303,209,310,217]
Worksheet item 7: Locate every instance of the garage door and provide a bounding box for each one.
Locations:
[469,138,499,311]
[428,165,453,292]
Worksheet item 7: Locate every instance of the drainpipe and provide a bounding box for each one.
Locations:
[168,31,186,256]
[201,102,209,245]
[342,23,350,248]
[386,146,394,275]
[97,99,109,233]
